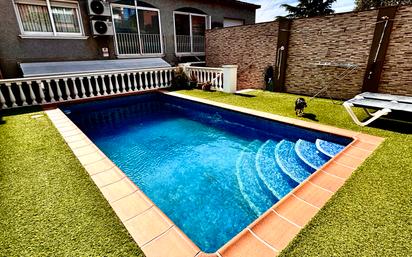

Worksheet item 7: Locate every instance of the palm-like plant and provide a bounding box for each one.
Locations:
[281,0,337,18]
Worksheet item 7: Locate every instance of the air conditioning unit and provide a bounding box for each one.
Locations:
[87,0,111,17]
[91,20,114,36]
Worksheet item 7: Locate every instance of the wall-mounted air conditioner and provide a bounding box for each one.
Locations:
[87,0,111,17]
[91,20,114,36]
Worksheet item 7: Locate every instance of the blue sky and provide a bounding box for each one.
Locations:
[243,0,356,22]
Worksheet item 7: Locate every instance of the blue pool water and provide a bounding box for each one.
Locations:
[63,93,351,253]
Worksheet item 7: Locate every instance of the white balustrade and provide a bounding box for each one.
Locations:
[0,67,177,109]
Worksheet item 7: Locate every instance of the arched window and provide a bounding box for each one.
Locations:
[174,8,209,55]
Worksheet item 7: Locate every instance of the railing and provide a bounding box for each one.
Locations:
[116,33,162,55]
[0,67,177,109]
[176,35,205,54]
[185,66,224,91]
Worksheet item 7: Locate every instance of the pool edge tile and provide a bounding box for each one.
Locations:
[141,227,200,257]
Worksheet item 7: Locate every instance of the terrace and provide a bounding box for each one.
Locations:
[0,88,410,256]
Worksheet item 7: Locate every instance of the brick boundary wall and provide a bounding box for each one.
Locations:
[379,5,412,96]
[205,5,412,98]
[206,22,278,90]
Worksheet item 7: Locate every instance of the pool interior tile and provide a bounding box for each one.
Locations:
[251,210,300,251]
[273,194,319,227]
[141,227,200,257]
[293,182,333,208]
[219,230,277,257]
[100,178,137,203]
[125,207,172,246]
[111,190,153,222]
[91,167,125,188]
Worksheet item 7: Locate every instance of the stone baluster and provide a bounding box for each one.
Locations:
[114,74,119,94]
[71,78,79,99]
[37,81,46,104]
[16,82,28,106]
[28,81,38,105]
[63,78,72,100]
[0,87,7,109]
[149,71,154,89]
[159,70,164,87]
[108,75,114,95]
[138,72,143,91]
[132,73,137,91]
[144,72,148,89]
[6,83,17,107]
[79,77,86,98]
[86,77,93,97]
[100,75,108,96]
[46,80,56,102]
[154,71,159,88]
[120,73,126,93]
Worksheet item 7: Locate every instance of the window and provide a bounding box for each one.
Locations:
[111,4,163,56]
[174,12,209,55]
[14,0,84,38]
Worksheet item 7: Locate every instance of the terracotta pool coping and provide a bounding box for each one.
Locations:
[45,91,384,257]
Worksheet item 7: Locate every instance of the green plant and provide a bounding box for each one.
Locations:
[171,67,189,90]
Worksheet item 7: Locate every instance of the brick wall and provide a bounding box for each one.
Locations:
[379,5,412,96]
[206,22,278,90]
[285,11,377,99]
[205,6,412,98]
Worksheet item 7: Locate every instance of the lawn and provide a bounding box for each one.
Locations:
[0,109,144,256]
[0,89,411,256]
[178,89,412,256]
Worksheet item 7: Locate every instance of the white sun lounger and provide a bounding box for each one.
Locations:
[343,92,412,126]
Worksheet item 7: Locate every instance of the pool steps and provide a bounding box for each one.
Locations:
[255,140,296,201]
[237,138,345,217]
[295,139,330,170]
[316,139,346,158]
[236,141,277,216]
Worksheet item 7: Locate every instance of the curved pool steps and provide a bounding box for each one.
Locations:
[255,140,295,200]
[275,140,312,183]
[295,139,330,170]
[316,139,346,158]
[236,140,277,216]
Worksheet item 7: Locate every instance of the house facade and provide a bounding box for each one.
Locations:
[0,0,259,78]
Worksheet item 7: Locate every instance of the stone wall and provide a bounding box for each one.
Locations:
[205,6,412,98]
[285,11,377,99]
[206,22,278,90]
[379,5,412,96]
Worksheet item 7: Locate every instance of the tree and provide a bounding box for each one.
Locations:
[355,0,412,10]
[281,0,337,18]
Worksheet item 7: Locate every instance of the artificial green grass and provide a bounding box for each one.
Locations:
[177,89,412,256]
[0,111,144,256]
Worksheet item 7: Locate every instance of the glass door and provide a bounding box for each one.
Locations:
[112,6,140,55]
[112,4,162,56]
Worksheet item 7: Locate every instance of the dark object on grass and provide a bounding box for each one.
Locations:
[201,81,212,91]
[295,97,307,116]
[264,66,274,91]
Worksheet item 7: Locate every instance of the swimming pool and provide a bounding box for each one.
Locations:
[63,93,352,253]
